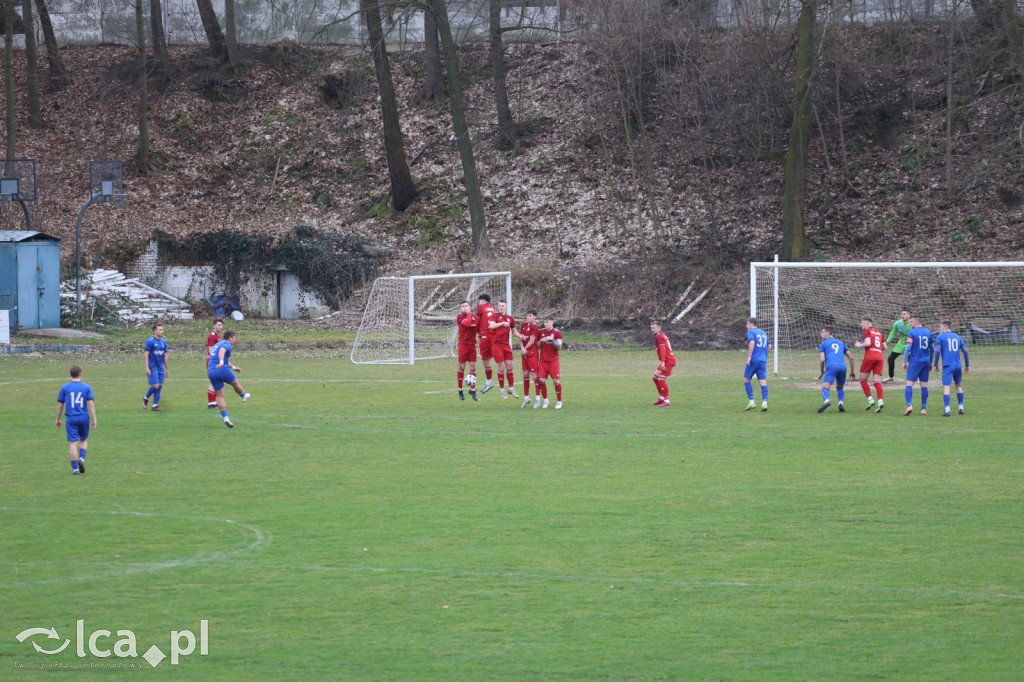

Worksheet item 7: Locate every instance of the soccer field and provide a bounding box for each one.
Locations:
[2,349,1022,680]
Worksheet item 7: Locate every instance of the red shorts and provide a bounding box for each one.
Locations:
[521,353,538,373]
[492,343,513,363]
[860,356,884,376]
[479,336,493,361]
[458,345,477,363]
[657,362,675,377]
[539,360,560,380]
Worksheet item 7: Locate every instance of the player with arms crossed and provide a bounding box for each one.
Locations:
[516,310,540,408]
[817,327,856,413]
[743,317,771,412]
[901,315,933,415]
[455,301,479,401]
[143,323,169,411]
[854,316,888,412]
[56,365,98,474]
[885,309,912,382]
[475,294,496,393]
[208,330,251,428]
[651,321,677,407]
[933,320,970,417]
[206,318,224,408]
[537,317,564,409]
[489,301,519,400]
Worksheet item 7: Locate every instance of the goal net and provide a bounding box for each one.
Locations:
[351,271,512,364]
[750,259,1024,378]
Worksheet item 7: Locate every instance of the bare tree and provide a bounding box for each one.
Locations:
[150,0,172,81]
[196,0,227,62]
[489,0,516,150]
[421,8,443,103]
[363,0,416,210]
[225,0,240,68]
[135,0,153,174]
[780,0,816,260]
[4,0,14,158]
[426,0,488,257]
[23,0,44,127]
[33,0,68,90]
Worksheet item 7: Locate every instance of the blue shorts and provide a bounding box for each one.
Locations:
[66,416,90,442]
[822,366,847,387]
[744,361,767,381]
[906,361,930,383]
[942,366,962,387]
[208,366,236,392]
[148,367,165,386]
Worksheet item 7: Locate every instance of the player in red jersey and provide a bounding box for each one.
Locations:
[855,316,888,412]
[475,293,496,393]
[516,310,541,408]
[488,300,519,400]
[651,321,677,406]
[537,317,563,409]
[456,301,479,401]
[206,318,224,408]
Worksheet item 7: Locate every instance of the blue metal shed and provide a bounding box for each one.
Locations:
[0,231,61,330]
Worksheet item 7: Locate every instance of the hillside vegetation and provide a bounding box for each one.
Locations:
[2,18,1022,332]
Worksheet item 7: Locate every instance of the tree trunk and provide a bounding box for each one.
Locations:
[225,0,240,68]
[33,0,69,91]
[363,0,416,211]
[489,0,516,151]
[4,0,14,159]
[422,9,443,103]
[427,0,488,258]
[136,0,152,175]
[195,0,227,62]
[780,0,816,261]
[23,0,44,127]
[150,0,172,81]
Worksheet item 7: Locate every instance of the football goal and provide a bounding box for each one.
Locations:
[750,258,1024,377]
[351,271,512,364]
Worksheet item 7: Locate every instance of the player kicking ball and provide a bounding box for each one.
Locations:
[208,330,251,428]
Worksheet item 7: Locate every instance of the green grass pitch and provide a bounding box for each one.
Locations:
[2,348,1022,680]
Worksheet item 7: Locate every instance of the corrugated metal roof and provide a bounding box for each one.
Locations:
[0,231,59,242]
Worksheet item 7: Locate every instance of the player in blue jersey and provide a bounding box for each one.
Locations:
[743,317,772,412]
[208,330,251,428]
[55,365,98,474]
[901,316,933,415]
[143,323,169,411]
[817,327,856,413]
[933,320,969,416]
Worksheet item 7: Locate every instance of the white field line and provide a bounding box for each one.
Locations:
[258,563,1024,601]
[0,508,270,588]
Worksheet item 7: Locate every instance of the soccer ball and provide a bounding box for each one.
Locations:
[465,374,477,389]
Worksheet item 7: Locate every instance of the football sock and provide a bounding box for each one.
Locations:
[653,377,661,398]
[145,386,156,400]
[221,409,229,419]
[207,390,216,403]
[837,388,846,403]
[957,391,964,407]
[507,371,514,388]
[535,379,544,397]
[874,382,884,399]
[905,386,913,406]
[555,384,562,401]
[760,385,768,401]
[79,448,86,460]
[153,387,162,406]
[540,383,548,399]
[498,373,505,388]
[860,380,871,397]
[457,370,464,389]
[523,379,530,397]
[485,368,493,381]
[821,388,830,402]
[921,387,928,409]
[70,459,79,472]
[943,394,951,409]
[745,382,754,400]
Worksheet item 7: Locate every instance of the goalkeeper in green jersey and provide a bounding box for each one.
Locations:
[885,309,912,382]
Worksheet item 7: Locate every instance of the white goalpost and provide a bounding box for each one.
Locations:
[751,257,1024,377]
[351,271,512,364]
